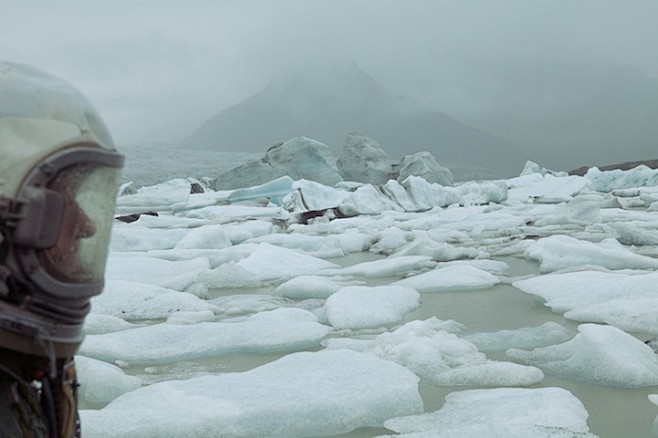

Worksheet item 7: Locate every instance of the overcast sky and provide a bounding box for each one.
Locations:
[3,0,658,149]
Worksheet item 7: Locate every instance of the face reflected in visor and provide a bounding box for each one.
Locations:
[38,163,120,284]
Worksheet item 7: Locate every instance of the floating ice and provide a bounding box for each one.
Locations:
[520,160,568,177]
[86,149,658,434]
[91,280,218,321]
[463,322,572,352]
[198,262,263,289]
[106,254,210,293]
[283,178,351,212]
[83,314,138,335]
[166,310,216,324]
[585,165,658,192]
[394,264,500,292]
[454,180,508,205]
[507,324,658,388]
[339,184,403,215]
[80,350,423,438]
[369,226,416,255]
[439,259,511,275]
[533,195,602,226]
[212,137,343,190]
[397,151,454,186]
[380,387,597,437]
[401,176,460,209]
[79,308,330,365]
[145,244,255,268]
[275,275,361,299]
[236,242,339,282]
[225,175,295,205]
[182,204,283,222]
[337,132,396,185]
[326,255,435,279]
[209,294,291,316]
[611,222,658,246]
[523,235,658,272]
[245,232,349,258]
[506,173,590,203]
[324,285,420,330]
[382,180,422,211]
[513,270,658,333]
[76,356,142,405]
[110,224,188,251]
[359,318,543,386]
[115,179,192,214]
[173,224,232,249]
[430,361,544,386]
[390,235,488,261]
[220,220,274,244]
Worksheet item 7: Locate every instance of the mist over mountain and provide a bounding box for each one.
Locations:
[179,62,527,180]
[458,61,658,172]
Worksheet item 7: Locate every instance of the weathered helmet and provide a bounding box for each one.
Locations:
[0,61,124,358]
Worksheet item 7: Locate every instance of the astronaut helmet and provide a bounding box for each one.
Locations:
[0,61,124,358]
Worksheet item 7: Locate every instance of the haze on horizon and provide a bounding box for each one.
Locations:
[2,0,658,173]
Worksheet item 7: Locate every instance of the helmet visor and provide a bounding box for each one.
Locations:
[38,162,120,284]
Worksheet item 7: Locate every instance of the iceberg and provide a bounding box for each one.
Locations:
[585,165,658,192]
[337,132,397,185]
[211,137,343,190]
[397,151,453,186]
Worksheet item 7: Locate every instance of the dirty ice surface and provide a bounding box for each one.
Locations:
[78,161,658,437]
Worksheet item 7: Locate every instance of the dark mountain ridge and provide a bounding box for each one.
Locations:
[179,62,527,180]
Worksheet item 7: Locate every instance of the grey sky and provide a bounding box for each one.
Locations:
[3,0,658,157]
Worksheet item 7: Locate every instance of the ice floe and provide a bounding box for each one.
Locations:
[514,270,658,333]
[80,350,423,438]
[380,387,597,437]
[507,324,658,388]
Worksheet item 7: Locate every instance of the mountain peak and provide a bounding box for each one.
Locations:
[179,62,526,179]
[260,59,393,107]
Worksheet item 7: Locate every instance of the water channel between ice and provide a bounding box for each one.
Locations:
[114,253,658,438]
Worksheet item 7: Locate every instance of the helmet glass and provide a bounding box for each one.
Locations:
[38,162,120,284]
